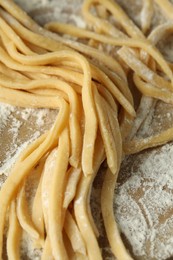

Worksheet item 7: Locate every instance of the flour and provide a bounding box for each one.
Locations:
[115,143,173,260]
[15,0,84,28]
[0,102,55,176]
[0,103,15,130]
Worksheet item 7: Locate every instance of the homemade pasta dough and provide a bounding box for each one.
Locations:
[1,0,173,259]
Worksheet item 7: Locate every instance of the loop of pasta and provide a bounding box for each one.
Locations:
[1,0,173,260]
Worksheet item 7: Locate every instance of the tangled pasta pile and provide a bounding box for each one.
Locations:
[1,0,173,259]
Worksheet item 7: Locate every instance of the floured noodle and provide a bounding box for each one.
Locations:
[7,201,21,260]
[140,0,153,34]
[16,185,41,243]
[154,0,173,20]
[1,0,173,259]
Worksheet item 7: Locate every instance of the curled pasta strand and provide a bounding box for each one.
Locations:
[133,73,173,104]
[16,185,42,244]
[29,88,69,101]
[0,61,28,80]
[7,201,21,260]
[148,22,173,45]
[93,86,119,174]
[90,66,135,116]
[101,169,133,260]
[94,63,133,106]
[141,0,153,34]
[41,149,57,231]
[63,167,82,209]
[0,86,64,109]
[48,128,70,260]
[154,0,173,20]
[41,237,53,260]
[126,96,156,141]
[74,133,105,260]
[32,175,45,247]
[96,83,118,115]
[119,110,134,141]
[64,210,87,256]
[124,126,173,155]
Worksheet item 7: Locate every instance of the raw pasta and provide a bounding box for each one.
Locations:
[1,0,173,259]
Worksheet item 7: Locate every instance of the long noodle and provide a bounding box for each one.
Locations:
[141,0,153,34]
[1,0,173,259]
[7,201,21,260]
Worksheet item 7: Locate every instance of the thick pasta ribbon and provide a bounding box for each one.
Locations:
[16,185,42,244]
[101,169,133,260]
[140,0,153,34]
[7,201,22,260]
[154,0,173,20]
[74,133,105,260]
[1,0,173,259]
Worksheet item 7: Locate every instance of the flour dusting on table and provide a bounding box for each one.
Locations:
[116,143,173,260]
[0,102,56,176]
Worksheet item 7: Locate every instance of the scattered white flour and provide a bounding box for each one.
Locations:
[0,102,54,176]
[15,0,85,28]
[115,143,173,260]
[20,232,42,260]
[0,103,15,130]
